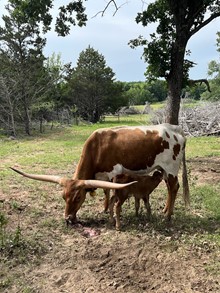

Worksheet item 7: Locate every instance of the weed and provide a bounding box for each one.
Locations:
[0,210,8,248]
[0,210,22,252]
[40,218,61,229]
[10,200,21,210]
[0,276,12,290]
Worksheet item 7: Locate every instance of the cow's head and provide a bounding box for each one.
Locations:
[10,167,137,225]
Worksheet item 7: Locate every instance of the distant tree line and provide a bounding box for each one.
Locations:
[0,1,219,137]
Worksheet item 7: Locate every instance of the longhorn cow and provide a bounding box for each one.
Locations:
[11,123,189,225]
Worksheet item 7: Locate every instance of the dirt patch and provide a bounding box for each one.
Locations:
[1,157,220,292]
[188,156,220,185]
[9,231,217,293]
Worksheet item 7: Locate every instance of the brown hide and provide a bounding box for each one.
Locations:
[110,171,163,229]
[113,171,163,197]
[75,128,169,179]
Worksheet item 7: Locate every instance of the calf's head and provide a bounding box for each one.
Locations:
[152,170,163,181]
[10,167,137,225]
[147,170,163,190]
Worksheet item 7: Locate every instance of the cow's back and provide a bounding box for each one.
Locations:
[75,123,186,179]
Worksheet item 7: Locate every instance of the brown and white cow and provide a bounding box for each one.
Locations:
[10,123,189,225]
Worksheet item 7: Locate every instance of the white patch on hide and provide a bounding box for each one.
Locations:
[107,164,124,180]
[95,164,157,182]
[95,164,124,182]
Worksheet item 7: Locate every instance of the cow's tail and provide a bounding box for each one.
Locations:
[182,147,190,207]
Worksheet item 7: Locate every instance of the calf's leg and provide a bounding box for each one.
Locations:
[108,194,116,224]
[142,195,151,219]
[115,195,128,230]
[135,198,140,217]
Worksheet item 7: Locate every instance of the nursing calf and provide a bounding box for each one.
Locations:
[109,171,163,230]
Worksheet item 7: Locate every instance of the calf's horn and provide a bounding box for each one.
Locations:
[10,167,63,185]
[84,179,138,189]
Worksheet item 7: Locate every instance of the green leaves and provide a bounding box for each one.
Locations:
[69,46,116,123]
[132,0,220,82]
[8,0,53,33]
[3,0,87,36]
[202,32,220,101]
[55,1,87,36]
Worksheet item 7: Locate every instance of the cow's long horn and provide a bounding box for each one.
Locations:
[10,167,63,185]
[84,180,138,189]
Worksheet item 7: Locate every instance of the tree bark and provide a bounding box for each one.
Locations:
[10,111,16,137]
[22,92,31,135]
[24,106,31,135]
[166,78,182,125]
[165,35,187,125]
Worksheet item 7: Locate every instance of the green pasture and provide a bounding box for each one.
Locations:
[1,113,219,172]
[187,136,220,158]
[132,102,165,112]
[102,113,151,125]
[132,100,201,112]
[0,118,219,180]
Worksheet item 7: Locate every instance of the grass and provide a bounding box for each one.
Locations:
[150,102,166,110]
[192,185,220,220]
[186,136,220,158]
[102,113,151,125]
[180,99,202,109]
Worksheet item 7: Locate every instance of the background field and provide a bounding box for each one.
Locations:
[0,119,219,292]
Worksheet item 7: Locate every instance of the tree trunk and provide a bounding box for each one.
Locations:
[9,96,16,137]
[165,76,182,125]
[40,115,43,133]
[165,39,186,125]
[21,85,31,135]
[10,112,16,137]
[24,108,31,135]
[24,105,31,135]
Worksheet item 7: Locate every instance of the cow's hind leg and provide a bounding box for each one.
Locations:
[163,175,179,220]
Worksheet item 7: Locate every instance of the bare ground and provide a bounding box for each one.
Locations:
[0,157,220,293]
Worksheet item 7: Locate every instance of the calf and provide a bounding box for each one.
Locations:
[109,171,163,230]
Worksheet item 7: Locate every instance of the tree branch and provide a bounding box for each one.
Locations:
[92,0,127,18]
[188,79,211,92]
[189,12,220,38]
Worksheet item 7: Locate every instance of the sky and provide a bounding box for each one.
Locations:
[0,0,220,82]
